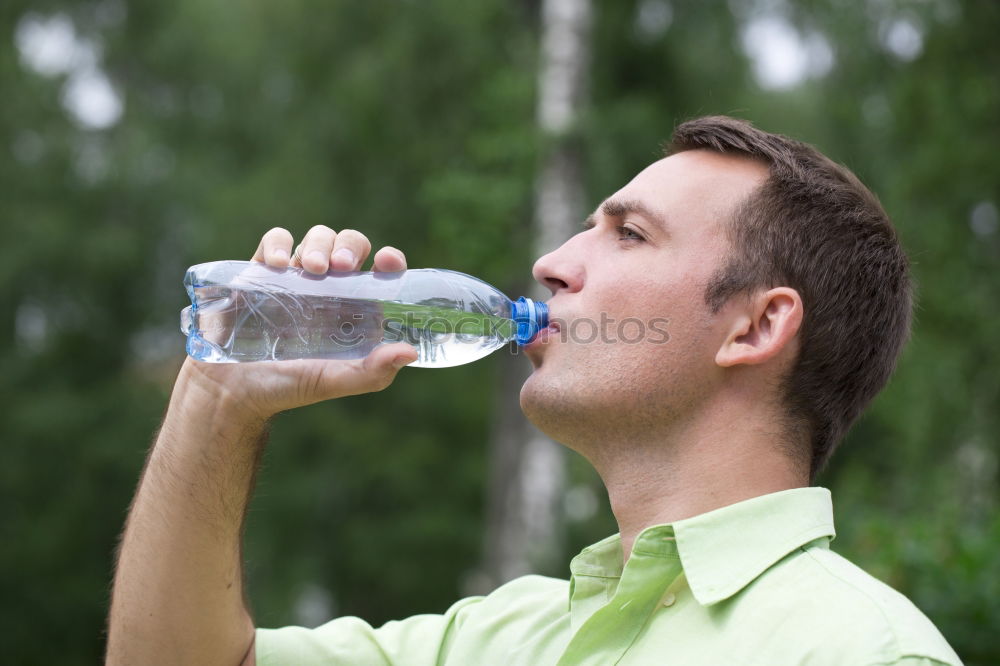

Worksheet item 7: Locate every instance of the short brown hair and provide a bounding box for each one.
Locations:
[667,116,913,480]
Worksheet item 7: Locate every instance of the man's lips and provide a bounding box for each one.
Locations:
[525,319,561,350]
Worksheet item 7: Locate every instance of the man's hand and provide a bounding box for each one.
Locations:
[181,225,419,424]
[106,227,415,666]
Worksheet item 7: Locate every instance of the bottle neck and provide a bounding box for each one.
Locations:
[511,297,549,345]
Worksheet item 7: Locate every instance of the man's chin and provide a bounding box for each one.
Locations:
[518,366,550,406]
[518,373,579,442]
[518,373,548,428]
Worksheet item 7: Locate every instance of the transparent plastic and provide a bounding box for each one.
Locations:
[180,261,548,368]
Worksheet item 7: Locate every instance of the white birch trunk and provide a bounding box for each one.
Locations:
[474,0,591,591]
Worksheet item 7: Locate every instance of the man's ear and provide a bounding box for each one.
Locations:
[715,287,803,367]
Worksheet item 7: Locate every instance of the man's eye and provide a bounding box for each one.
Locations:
[617,226,644,242]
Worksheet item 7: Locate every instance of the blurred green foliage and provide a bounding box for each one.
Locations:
[0,1,996,664]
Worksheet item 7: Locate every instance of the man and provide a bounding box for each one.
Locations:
[107,116,962,665]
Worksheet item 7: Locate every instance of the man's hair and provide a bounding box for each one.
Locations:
[667,116,913,481]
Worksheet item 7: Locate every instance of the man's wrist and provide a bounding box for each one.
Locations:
[161,360,273,455]
[174,359,272,428]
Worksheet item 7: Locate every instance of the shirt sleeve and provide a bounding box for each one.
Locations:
[255,595,484,666]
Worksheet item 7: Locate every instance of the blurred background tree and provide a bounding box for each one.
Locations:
[0,0,996,663]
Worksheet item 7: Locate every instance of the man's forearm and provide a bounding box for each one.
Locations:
[107,365,267,666]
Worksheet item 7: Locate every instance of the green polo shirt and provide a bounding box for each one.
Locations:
[256,487,962,665]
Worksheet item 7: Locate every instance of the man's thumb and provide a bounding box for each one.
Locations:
[361,343,417,390]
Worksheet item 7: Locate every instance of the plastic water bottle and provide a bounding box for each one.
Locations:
[179,260,548,368]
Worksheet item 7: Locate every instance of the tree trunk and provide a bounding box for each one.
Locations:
[474,0,591,592]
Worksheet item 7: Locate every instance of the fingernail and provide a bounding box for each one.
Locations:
[333,248,356,267]
[393,356,412,369]
[273,248,289,261]
[307,250,326,265]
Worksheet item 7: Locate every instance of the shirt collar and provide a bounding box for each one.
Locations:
[570,487,836,607]
[670,487,835,605]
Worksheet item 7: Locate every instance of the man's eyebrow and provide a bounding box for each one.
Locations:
[599,198,668,232]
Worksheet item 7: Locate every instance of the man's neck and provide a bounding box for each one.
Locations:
[586,399,809,562]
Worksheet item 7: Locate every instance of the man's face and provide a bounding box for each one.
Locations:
[519,150,768,448]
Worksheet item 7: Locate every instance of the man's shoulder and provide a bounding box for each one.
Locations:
[480,574,569,605]
[750,543,962,665]
[453,574,568,618]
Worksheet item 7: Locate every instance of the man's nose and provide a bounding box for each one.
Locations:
[532,238,584,295]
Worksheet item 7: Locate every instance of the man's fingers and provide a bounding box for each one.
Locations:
[295,225,339,274]
[372,246,407,273]
[251,227,294,266]
[251,229,404,274]
[330,229,372,272]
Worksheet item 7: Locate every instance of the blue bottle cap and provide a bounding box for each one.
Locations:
[512,297,549,346]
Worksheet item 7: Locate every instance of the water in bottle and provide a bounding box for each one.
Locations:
[180,261,548,368]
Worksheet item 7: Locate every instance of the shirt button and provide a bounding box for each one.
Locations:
[661,593,676,607]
